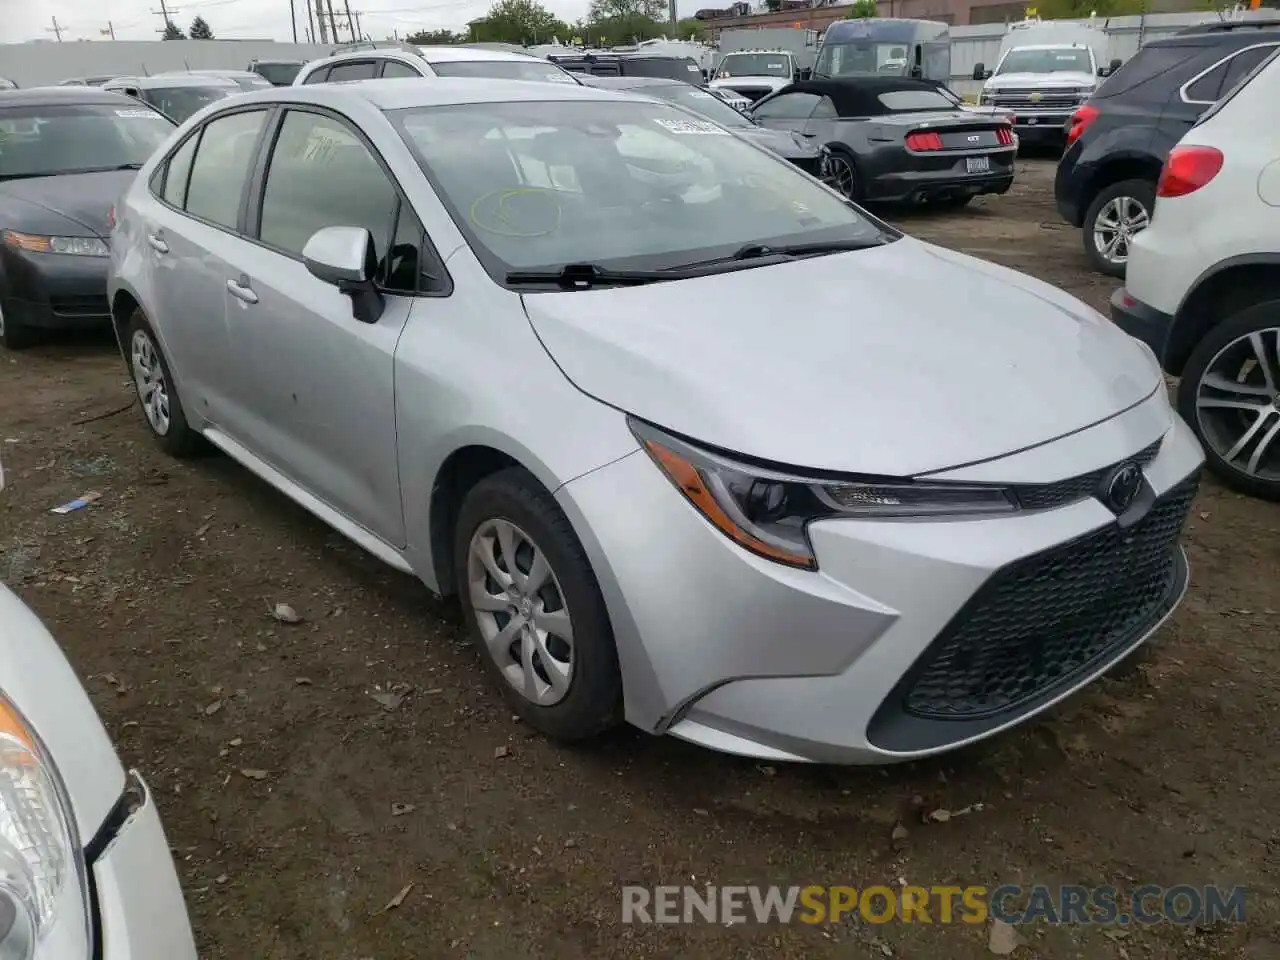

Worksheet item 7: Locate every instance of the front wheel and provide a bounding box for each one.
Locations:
[1082,178,1155,278]
[454,467,622,741]
[0,300,36,351]
[1177,299,1280,500]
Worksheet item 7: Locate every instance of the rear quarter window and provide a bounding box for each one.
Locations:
[1094,43,1195,98]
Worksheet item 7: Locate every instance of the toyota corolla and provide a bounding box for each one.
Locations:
[107,79,1204,764]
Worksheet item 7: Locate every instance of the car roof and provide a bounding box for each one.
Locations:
[779,76,955,114]
[1151,21,1280,45]
[0,86,139,106]
[224,76,638,110]
[167,69,262,78]
[107,74,240,89]
[577,75,681,89]
[305,44,549,73]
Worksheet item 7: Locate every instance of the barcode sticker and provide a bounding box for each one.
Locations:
[654,118,730,135]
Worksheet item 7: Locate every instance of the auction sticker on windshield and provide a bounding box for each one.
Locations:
[115,109,166,120]
[544,73,575,82]
[654,118,730,135]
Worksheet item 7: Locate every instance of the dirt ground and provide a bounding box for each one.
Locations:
[2,158,1279,960]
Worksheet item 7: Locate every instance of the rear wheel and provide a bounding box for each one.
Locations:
[1178,299,1280,500]
[822,149,860,200]
[126,311,202,458]
[1082,178,1154,278]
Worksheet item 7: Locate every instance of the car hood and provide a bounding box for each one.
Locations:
[522,238,1161,475]
[0,170,134,239]
[0,586,125,839]
[985,71,1096,89]
[735,125,820,160]
[711,76,789,90]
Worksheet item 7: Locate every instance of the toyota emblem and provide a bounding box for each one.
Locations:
[1100,462,1142,514]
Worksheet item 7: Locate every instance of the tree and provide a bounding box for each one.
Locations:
[676,16,704,39]
[189,16,214,39]
[162,20,185,39]
[406,29,463,44]
[468,0,569,44]
[846,0,878,17]
[588,0,669,26]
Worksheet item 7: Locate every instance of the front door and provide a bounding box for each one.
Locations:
[218,107,410,545]
[750,90,823,137]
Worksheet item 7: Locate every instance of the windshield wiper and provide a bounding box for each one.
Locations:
[506,263,679,289]
[675,238,889,270]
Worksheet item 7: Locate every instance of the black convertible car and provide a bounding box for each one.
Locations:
[576,74,825,177]
[0,88,176,349]
[748,76,1016,207]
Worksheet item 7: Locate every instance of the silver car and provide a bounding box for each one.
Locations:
[108,79,1204,764]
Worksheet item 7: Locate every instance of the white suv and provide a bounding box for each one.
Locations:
[1111,45,1280,500]
[294,43,582,86]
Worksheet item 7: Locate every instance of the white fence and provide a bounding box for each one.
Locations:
[0,40,332,87]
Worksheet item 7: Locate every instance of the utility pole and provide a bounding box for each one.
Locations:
[46,16,65,41]
[152,0,181,35]
[352,9,364,40]
[290,0,298,41]
[309,0,327,43]
[342,0,356,41]
[325,0,340,45]
[104,20,116,39]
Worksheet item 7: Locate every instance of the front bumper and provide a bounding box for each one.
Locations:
[556,392,1204,764]
[1110,287,1174,359]
[0,248,112,331]
[91,773,198,959]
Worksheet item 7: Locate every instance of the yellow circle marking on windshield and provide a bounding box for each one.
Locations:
[469,187,563,238]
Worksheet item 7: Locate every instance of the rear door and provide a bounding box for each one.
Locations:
[326,60,379,82]
[138,106,272,428]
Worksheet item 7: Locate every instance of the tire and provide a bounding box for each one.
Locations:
[0,300,37,350]
[454,467,622,741]
[125,310,203,458]
[1082,178,1155,279]
[822,148,860,201]
[1177,299,1280,501]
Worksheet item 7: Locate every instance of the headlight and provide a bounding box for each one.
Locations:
[631,419,1017,570]
[0,695,91,958]
[2,232,109,257]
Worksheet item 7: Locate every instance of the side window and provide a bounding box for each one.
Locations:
[185,109,267,229]
[379,200,425,294]
[161,132,199,208]
[810,96,838,119]
[257,110,397,268]
[752,92,821,120]
[327,61,378,82]
[302,66,330,85]
[1184,59,1230,103]
[380,60,421,79]
[1219,44,1277,97]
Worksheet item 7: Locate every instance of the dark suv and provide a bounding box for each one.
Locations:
[1055,20,1280,277]
[547,52,707,85]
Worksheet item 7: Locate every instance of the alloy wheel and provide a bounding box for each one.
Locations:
[467,518,575,706]
[823,154,857,200]
[1092,195,1150,268]
[1195,326,1280,481]
[130,328,171,436]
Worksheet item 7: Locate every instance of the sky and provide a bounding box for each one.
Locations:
[2,0,595,44]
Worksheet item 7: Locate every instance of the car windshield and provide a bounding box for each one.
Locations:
[877,88,957,111]
[391,98,884,280]
[814,42,912,77]
[0,103,175,180]
[996,47,1092,75]
[144,85,237,123]
[232,76,273,90]
[252,62,302,85]
[717,54,791,78]
[642,83,752,127]
[429,60,579,83]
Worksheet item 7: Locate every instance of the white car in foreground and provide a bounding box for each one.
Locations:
[0,465,196,957]
[1111,45,1280,500]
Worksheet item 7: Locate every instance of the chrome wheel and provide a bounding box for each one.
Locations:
[1092,195,1150,268]
[467,518,574,706]
[1195,326,1280,481]
[823,154,857,199]
[130,328,171,436]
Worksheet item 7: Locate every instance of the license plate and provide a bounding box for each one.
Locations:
[966,156,990,174]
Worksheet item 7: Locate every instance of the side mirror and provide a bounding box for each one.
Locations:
[972,63,986,81]
[1109,58,1123,72]
[909,64,923,79]
[302,226,384,325]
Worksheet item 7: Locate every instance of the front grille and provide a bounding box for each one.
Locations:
[988,88,1081,110]
[49,294,110,318]
[726,85,773,101]
[1013,437,1163,511]
[899,474,1198,721]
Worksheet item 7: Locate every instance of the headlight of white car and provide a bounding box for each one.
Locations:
[0,695,91,958]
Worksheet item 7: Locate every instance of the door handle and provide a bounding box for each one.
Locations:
[146,233,168,254]
[226,278,258,304]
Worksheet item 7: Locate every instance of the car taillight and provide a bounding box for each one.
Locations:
[906,130,944,151]
[1065,103,1099,147]
[105,205,116,231]
[1156,145,1224,198]
[996,126,1014,146]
